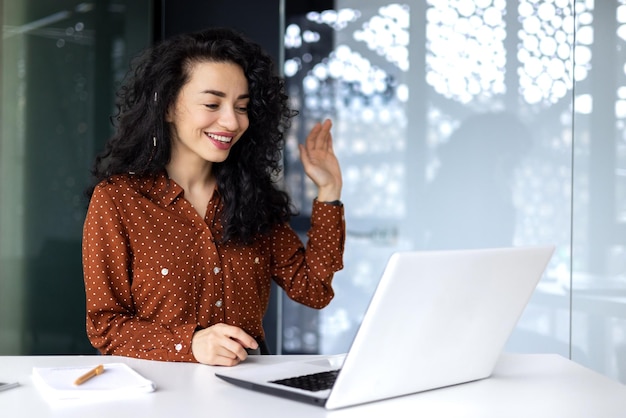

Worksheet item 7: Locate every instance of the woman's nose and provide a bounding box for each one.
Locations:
[218,108,240,130]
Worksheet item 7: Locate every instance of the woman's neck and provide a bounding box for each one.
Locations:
[166,158,216,218]
[166,150,214,189]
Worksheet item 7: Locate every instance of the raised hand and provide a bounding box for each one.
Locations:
[298,119,342,202]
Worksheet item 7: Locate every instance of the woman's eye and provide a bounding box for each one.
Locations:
[236,106,248,114]
[204,104,219,110]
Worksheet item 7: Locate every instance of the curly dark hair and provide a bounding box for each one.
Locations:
[88,27,298,244]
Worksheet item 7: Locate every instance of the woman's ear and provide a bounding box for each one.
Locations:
[165,106,174,123]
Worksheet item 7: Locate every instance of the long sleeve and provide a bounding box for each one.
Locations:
[82,183,197,362]
[270,200,345,308]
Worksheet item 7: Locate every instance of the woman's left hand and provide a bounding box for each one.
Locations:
[299,119,342,202]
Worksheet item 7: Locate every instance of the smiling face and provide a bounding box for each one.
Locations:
[166,60,250,167]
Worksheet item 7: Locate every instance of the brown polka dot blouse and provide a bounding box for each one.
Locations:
[82,173,345,362]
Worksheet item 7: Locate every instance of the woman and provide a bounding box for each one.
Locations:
[82,28,344,366]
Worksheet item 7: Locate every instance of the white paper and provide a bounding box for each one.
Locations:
[32,363,156,406]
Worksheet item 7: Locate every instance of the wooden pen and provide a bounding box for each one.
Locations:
[74,364,105,386]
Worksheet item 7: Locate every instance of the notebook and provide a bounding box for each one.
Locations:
[32,363,156,406]
[215,245,555,409]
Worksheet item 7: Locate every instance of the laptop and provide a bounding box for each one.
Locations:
[215,245,555,409]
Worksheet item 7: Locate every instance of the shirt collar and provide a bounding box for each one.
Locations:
[158,172,184,206]
[130,171,184,207]
[142,171,221,207]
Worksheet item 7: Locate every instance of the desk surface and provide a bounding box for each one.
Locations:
[1,353,625,418]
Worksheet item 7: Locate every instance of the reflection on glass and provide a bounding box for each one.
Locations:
[423,112,531,249]
[425,0,506,104]
[0,1,151,355]
[283,0,625,383]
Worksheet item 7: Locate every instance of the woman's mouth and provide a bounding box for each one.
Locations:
[206,132,234,150]
[206,133,233,144]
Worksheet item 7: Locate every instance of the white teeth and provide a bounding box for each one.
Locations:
[207,133,232,143]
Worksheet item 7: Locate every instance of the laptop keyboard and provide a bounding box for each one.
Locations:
[270,369,341,392]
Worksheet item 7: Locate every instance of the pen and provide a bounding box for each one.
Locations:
[0,382,19,392]
[74,364,105,386]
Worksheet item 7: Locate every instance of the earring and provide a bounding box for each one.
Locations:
[153,136,157,147]
[154,92,158,102]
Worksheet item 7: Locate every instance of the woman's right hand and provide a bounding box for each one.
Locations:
[299,119,342,202]
[191,323,259,366]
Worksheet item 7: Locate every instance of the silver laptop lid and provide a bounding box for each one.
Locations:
[326,246,554,409]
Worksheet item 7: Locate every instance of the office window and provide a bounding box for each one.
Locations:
[282,0,626,384]
[0,0,152,354]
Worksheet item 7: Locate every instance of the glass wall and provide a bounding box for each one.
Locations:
[0,0,152,354]
[2,0,625,385]
[281,0,626,383]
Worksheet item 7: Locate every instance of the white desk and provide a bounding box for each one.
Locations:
[1,353,625,417]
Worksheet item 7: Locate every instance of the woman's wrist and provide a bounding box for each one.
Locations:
[316,197,343,206]
[316,187,341,203]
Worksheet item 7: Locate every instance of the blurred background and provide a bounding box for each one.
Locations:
[1,0,625,385]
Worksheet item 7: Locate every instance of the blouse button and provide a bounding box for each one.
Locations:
[213,266,221,274]
[161,268,169,276]
[175,343,183,352]
[215,300,223,308]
